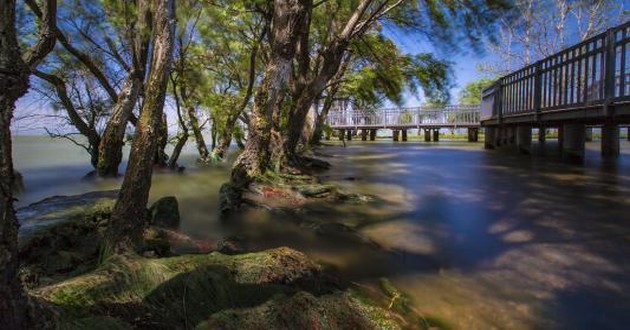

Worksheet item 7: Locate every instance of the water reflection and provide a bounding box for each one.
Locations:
[12,136,630,329]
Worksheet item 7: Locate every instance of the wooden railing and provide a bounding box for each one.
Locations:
[326,104,480,128]
[482,20,630,122]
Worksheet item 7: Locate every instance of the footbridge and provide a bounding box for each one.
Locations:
[481,20,630,160]
[326,105,481,142]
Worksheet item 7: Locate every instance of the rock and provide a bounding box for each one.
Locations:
[36,247,409,329]
[294,184,336,198]
[301,156,332,170]
[219,183,242,214]
[217,236,248,255]
[201,290,403,330]
[17,191,117,286]
[148,196,180,229]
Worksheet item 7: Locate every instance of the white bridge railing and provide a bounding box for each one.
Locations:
[326,104,480,128]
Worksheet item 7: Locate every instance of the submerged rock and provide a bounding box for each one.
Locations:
[148,196,180,229]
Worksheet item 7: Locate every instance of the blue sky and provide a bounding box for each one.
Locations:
[380,22,498,107]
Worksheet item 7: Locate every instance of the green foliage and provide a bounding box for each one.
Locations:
[458,78,495,104]
[343,33,453,109]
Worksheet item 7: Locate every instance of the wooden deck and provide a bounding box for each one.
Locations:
[481,21,630,127]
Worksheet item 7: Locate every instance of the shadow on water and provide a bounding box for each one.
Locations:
[310,140,630,329]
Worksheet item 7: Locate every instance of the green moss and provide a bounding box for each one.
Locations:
[58,316,130,330]
[37,248,407,329]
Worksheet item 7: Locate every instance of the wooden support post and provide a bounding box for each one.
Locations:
[392,130,399,142]
[424,129,431,142]
[401,130,408,142]
[601,124,619,159]
[467,128,479,142]
[433,129,439,142]
[346,130,352,141]
[485,127,496,149]
[562,124,585,163]
[517,125,532,154]
[369,129,377,141]
[361,129,368,141]
[585,127,593,142]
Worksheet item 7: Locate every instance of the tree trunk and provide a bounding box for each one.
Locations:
[104,0,175,255]
[97,0,150,177]
[211,27,262,160]
[97,78,141,176]
[212,114,238,159]
[1,0,56,327]
[168,131,188,170]
[310,92,335,146]
[230,0,310,190]
[284,38,347,159]
[0,76,29,330]
[187,106,210,162]
[154,112,169,168]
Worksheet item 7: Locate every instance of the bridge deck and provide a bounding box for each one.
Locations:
[327,105,480,130]
[481,21,630,127]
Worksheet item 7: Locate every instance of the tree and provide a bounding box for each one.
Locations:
[30,0,152,177]
[225,0,509,210]
[104,0,175,255]
[458,78,495,104]
[1,0,57,327]
[229,0,310,192]
[481,0,626,74]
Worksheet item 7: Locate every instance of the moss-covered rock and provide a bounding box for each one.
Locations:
[148,196,180,229]
[200,290,402,330]
[35,247,406,329]
[18,191,118,287]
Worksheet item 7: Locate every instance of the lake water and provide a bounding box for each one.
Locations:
[13,135,630,329]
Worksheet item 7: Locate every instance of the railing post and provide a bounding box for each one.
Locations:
[533,61,542,121]
[497,79,503,124]
[603,28,616,117]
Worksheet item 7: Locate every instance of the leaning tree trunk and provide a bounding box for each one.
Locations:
[1,0,56,328]
[97,0,150,177]
[230,0,310,190]
[104,0,175,255]
[187,106,210,162]
[211,28,261,160]
[213,112,239,160]
[97,78,141,176]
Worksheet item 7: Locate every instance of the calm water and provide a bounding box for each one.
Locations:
[13,135,630,329]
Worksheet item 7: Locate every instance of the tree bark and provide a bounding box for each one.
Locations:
[167,75,189,170]
[97,0,151,177]
[187,106,210,162]
[154,112,169,168]
[1,1,56,328]
[97,77,141,176]
[104,0,175,255]
[230,0,310,189]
